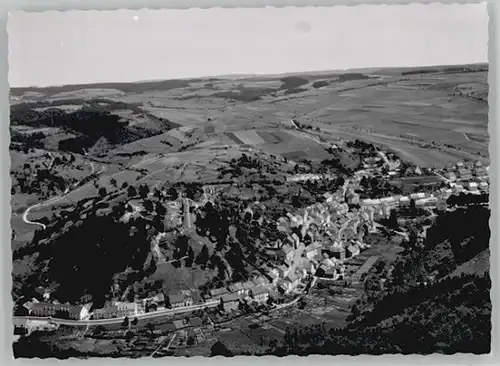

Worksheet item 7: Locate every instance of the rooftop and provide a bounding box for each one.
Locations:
[191,317,203,327]
[210,287,228,296]
[173,319,187,329]
[222,292,241,302]
[31,302,83,314]
[229,283,245,292]
[168,293,186,303]
[93,307,119,315]
[116,302,137,310]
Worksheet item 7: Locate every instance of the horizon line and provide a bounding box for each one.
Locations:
[9,61,489,90]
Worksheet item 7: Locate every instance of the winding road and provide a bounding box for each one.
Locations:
[22,160,104,230]
[22,203,49,230]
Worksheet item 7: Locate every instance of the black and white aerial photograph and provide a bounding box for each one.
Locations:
[9,3,491,358]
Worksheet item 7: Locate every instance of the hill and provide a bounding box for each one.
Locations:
[10,99,179,155]
[11,153,350,307]
[10,63,490,167]
[267,273,490,355]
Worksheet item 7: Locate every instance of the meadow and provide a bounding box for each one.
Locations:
[10,64,489,252]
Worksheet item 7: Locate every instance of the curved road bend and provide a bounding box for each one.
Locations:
[22,161,103,230]
[22,194,64,231]
[22,205,47,230]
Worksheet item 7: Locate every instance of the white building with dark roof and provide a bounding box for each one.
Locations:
[399,196,410,208]
[30,302,89,320]
[479,182,489,191]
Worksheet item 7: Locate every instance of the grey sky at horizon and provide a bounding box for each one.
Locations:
[8,3,488,88]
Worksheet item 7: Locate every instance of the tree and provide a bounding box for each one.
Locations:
[185,246,195,267]
[219,297,225,312]
[210,341,233,357]
[195,244,209,267]
[388,210,398,230]
[155,202,167,216]
[132,317,138,327]
[98,187,107,198]
[139,184,150,199]
[122,316,130,328]
[127,185,137,197]
[153,216,165,232]
[153,187,162,200]
[167,187,178,200]
[145,322,155,337]
[94,325,105,337]
[110,178,117,187]
[143,199,154,212]
[187,336,196,347]
[113,202,126,218]
[409,198,416,213]
[125,330,135,342]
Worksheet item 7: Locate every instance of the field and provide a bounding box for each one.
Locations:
[9,64,489,304]
[9,67,489,234]
[15,66,488,170]
[150,263,217,293]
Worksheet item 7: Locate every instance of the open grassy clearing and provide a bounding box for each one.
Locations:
[108,132,186,158]
[320,126,487,167]
[447,249,490,279]
[11,216,36,250]
[231,130,266,145]
[298,75,488,146]
[255,136,330,161]
[140,105,216,127]
[150,263,217,293]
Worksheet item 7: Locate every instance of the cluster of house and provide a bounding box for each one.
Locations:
[286,173,337,182]
[257,159,491,292]
[361,153,400,173]
[443,160,488,181]
[362,156,383,169]
[163,187,218,230]
[164,199,191,229]
[266,243,354,290]
[92,290,203,320]
[261,185,378,292]
[203,280,270,311]
[23,157,489,324]
[449,181,489,194]
[124,184,219,232]
[93,301,142,320]
[21,281,271,322]
[360,192,448,213]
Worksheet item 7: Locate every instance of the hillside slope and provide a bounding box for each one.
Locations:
[264,204,491,355]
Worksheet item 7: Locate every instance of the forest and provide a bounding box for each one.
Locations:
[10,102,178,153]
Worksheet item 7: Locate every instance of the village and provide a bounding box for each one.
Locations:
[13,139,490,350]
